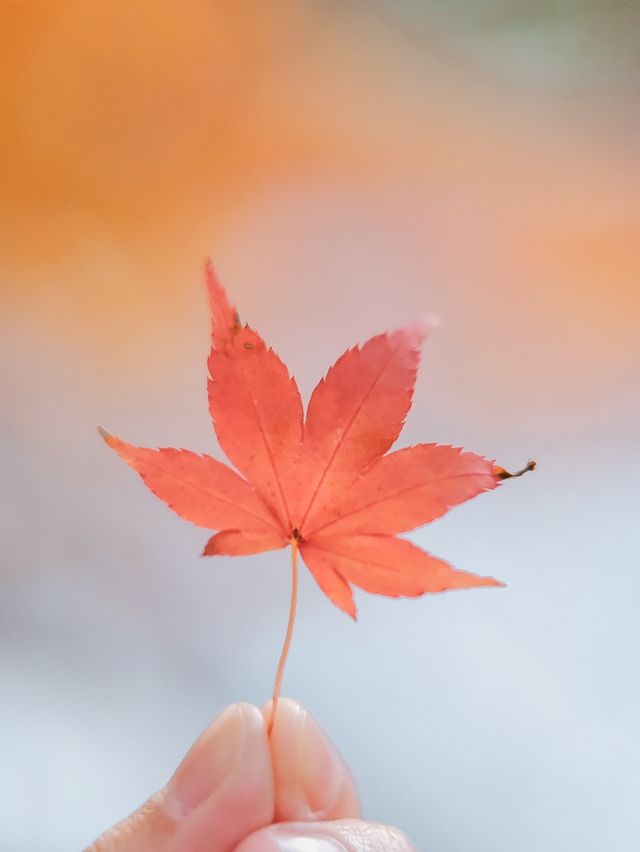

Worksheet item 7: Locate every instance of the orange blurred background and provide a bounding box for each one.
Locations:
[2,3,639,850]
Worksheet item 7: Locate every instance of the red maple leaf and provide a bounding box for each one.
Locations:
[101,261,533,726]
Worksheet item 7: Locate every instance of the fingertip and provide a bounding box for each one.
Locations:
[164,702,274,851]
[235,820,417,852]
[261,699,360,823]
[85,704,272,852]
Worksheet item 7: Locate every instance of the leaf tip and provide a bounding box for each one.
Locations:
[98,426,116,448]
[343,597,357,621]
[205,259,243,349]
[403,313,439,346]
[419,312,440,335]
[202,533,221,557]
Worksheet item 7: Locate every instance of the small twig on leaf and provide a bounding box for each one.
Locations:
[494,459,537,480]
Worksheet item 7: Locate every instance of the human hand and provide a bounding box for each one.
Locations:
[86,698,415,851]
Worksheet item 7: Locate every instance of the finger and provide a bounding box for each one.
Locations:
[261,699,360,823]
[87,703,274,852]
[165,703,273,852]
[234,819,417,852]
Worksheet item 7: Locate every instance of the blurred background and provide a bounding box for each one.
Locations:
[1,2,639,849]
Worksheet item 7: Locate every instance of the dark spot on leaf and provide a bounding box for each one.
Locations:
[230,311,242,335]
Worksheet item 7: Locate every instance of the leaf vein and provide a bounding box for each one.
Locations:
[307,471,494,536]
[138,451,278,530]
[299,344,404,531]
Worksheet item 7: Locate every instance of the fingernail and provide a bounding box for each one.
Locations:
[270,831,347,851]
[238,827,347,852]
[165,704,245,817]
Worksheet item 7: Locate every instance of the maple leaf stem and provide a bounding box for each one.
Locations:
[495,459,537,480]
[268,538,299,736]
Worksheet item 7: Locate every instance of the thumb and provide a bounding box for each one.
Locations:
[234,819,417,851]
[86,703,274,852]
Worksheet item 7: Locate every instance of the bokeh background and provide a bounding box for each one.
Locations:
[2,2,639,850]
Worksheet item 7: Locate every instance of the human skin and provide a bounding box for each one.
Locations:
[86,698,415,852]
